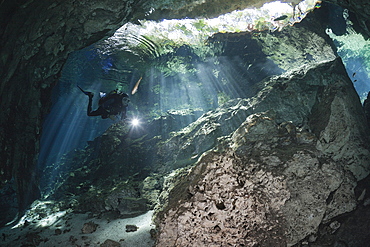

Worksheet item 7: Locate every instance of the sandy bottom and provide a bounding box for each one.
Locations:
[0,208,155,247]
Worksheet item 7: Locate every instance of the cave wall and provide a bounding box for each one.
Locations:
[0,0,140,213]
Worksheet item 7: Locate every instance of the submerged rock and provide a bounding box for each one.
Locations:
[125,224,139,232]
[81,221,98,234]
[100,239,121,247]
[154,58,370,246]
[157,57,370,176]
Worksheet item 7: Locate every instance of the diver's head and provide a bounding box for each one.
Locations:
[122,95,130,107]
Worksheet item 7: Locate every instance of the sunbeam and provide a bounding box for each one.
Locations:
[38,81,112,197]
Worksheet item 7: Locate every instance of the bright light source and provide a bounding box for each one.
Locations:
[131,118,140,126]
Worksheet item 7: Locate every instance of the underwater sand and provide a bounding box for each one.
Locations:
[0,210,155,246]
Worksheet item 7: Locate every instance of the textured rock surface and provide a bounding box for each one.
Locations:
[100,239,121,247]
[157,58,369,176]
[252,12,337,71]
[156,147,289,246]
[155,58,370,246]
[81,221,98,234]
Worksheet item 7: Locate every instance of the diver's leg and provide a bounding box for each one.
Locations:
[87,94,102,116]
[87,94,93,116]
[88,107,107,117]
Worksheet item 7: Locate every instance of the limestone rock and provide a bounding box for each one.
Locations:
[105,195,148,218]
[81,221,98,234]
[155,58,370,246]
[156,148,289,246]
[100,239,121,247]
[126,224,139,232]
[158,58,370,178]
[141,175,163,208]
[155,112,359,246]
[252,15,336,71]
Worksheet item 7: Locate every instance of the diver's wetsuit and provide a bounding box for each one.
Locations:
[87,92,129,119]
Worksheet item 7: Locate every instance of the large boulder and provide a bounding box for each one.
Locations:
[154,58,370,246]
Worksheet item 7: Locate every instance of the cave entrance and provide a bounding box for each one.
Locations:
[38,0,321,197]
[36,0,370,200]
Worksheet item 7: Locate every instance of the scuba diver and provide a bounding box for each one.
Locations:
[78,86,130,120]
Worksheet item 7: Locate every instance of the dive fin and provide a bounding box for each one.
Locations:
[78,85,94,97]
[77,85,89,95]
